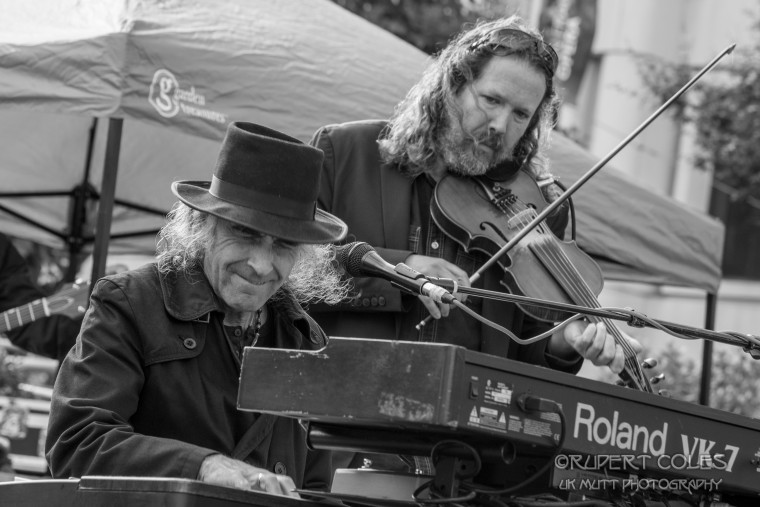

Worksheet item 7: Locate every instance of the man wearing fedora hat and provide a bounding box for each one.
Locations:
[45,122,349,497]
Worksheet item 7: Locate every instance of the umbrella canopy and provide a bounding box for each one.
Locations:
[0,0,723,292]
[0,0,428,277]
[0,0,424,142]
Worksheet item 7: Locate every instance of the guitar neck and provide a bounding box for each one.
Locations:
[0,298,49,334]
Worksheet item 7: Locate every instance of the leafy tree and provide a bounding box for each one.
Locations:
[636,45,760,202]
[595,341,760,418]
[331,0,515,54]
[634,23,760,279]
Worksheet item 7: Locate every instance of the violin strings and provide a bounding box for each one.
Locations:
[506,200,648,389]
[530,237,647,387]
[541,245,645,384]
[530,236,643,371]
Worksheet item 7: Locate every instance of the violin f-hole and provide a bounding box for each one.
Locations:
[481,221,510,243]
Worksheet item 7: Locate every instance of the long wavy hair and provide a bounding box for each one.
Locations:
[156,203,349,305]
[379,15,560,179]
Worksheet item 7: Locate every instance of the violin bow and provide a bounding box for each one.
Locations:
[417,43,735,329]
[472,43,735,282]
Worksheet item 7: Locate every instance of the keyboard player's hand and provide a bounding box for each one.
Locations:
[198,453,300,498]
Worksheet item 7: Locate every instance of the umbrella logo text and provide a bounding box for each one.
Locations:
[148,69,227,124]
[149,69,181,118]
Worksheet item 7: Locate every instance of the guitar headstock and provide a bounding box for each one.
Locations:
[45,281,90,320]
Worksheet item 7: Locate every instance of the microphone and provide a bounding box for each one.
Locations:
[335,242,456,304]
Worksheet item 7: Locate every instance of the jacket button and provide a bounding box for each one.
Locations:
[370,297,378,307]
[362,298,370,307]
[274,462,287,475]
[430,241,440,250]
[378,296,386,306]
[183,338,197,349]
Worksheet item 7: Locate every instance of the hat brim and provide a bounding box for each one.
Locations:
[172,181,347,244]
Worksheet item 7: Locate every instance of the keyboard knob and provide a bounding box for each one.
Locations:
[650,373,666,385]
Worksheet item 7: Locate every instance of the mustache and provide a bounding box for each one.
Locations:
[473,131,505,152]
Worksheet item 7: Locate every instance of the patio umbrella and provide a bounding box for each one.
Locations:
[0,0,428,280]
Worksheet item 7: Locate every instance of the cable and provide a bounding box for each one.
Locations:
[469,395,566,497]
[412,440,481,505]
[457,298,760,354]
[552,177,577,243]
[451,299,586,345]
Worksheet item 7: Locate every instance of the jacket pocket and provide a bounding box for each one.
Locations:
[143,320,207,367]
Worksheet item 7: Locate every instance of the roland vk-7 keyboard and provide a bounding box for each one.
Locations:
[238,337,760,502]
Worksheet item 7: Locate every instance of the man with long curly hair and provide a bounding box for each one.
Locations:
[311,16,638,376]
[45,122,349,497]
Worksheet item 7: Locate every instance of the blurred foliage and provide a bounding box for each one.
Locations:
[596,340,760,418]
[635,32,760,204]
[330,0,517,54]
[635,26,760,279]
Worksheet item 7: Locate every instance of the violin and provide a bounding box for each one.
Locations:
[430,168,654,393]
[419,43,735,394]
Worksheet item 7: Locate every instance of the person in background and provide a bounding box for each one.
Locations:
[45,122,349,497]
[310,15,640,375]
[0,232,83,362]
[0,436,12,478]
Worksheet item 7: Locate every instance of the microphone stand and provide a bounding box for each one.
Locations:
[434,280,760,358]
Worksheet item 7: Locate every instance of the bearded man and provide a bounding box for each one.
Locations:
[309,16,637,375]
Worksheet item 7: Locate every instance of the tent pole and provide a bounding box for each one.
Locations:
[89,118,123,286]
[699,292,717,406]
[65,118,99,282]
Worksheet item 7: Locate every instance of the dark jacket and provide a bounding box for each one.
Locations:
[309,120,581,372]
[45,263,332,489]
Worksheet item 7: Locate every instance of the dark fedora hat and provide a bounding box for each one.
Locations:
[172,122,347,244]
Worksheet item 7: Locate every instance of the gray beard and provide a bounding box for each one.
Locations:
[438,111,512,177]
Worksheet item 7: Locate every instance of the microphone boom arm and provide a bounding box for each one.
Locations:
[437,281,760,357]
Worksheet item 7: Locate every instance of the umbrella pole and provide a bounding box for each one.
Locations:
[65,119,98,283]
[89,118,123,287]
[699,292,717,406]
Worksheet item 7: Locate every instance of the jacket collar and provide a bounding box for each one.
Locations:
[159,268,222,321]
[157,266,313,332]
